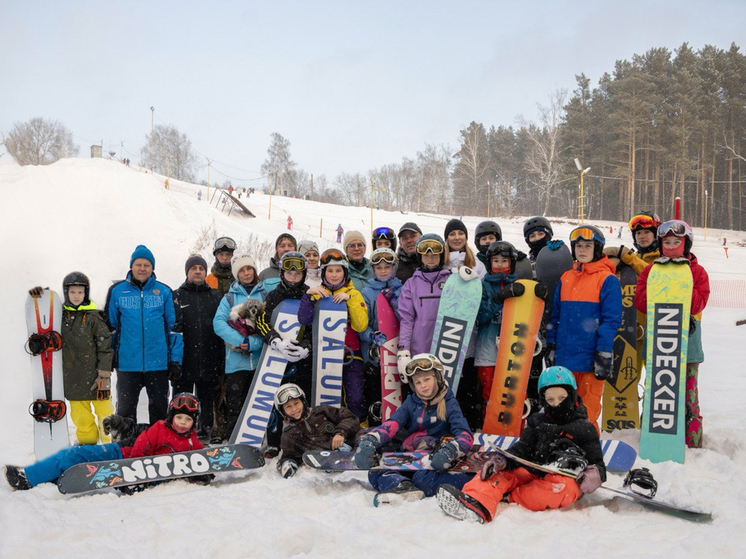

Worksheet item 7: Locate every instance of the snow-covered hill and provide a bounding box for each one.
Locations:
[0,157,744,557]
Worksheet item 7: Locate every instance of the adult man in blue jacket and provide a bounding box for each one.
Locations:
[105,245,183,423]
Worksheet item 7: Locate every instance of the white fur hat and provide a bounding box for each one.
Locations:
[231,253,257,279]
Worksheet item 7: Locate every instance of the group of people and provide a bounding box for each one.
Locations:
[7,211,710,524]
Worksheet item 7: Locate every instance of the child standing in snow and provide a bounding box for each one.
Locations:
[354,354,474,505]
[274,383,360,479]
[634,220,710,447]
[5,393,205,491]
[436,367,605,523]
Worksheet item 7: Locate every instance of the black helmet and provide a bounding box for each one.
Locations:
[415,233,446,271]
[569,225,606,262]
[62,271,90,307]
[485,241,518,274]
[167,393,200,431]
[372,226,397,252]
[523,216,554,241]
[474,221,502,255]
[280,251,307,289]
[213,236,237,256]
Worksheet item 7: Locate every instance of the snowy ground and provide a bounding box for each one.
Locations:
[1,157,745,557]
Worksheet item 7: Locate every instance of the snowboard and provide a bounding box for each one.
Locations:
[303,449,496,473]
[491,447,711,523]
[473,432,637,473]
[311,297,347,408]
[514,254,534,280]
[230,299,302,447]
[429,272,482,392]
[377,294,402,421]
[58,444,264,495]
[602,263,641,432]
[640,263,693,464]
[534,242,573,321]
[482,280,545,436]
[25,289,70,460]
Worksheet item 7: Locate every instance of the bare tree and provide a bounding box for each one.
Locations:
[261,133,299,196]
[139,124,197,181]
[335,172,366,205]
[452,122,490,214]
[3,117,78,165]
[417,144,452,213]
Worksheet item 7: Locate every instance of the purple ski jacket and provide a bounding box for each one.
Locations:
[397,268,451,355]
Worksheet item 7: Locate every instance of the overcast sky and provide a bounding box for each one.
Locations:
[2,0,745,186]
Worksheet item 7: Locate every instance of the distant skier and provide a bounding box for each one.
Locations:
[287,215,293,230]
[336,223,344,243]
[617,226,622,239]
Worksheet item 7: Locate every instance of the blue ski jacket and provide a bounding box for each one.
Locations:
[105,273,183,372]
[475,272,518,367]
[213,281,266,373]
[360,276,403,364]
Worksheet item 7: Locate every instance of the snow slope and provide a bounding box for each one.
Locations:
[0,158,745,557]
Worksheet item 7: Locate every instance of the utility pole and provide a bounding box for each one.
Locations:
[206,158,212,201]
[268,170,275,220]
[120,140,124,161]
[310,173,314,200]
[150,106,155,173]
[574,158,591,224]
[704,190,708,240]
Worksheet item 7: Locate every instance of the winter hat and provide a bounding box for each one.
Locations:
[298,240,319,255]
[444,219,468,240]
[231,253,257,278]
[130,245,155,269]
[398,222,423,237]
[184,254,208,276]
[275,233,297,251]
[343,230,366,249]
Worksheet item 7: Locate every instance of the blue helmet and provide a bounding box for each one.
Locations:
[538,366,577,393]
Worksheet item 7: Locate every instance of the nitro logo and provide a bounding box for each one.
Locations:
[432,317,467,385]
[121,453,210,482]
[649,304,683,434]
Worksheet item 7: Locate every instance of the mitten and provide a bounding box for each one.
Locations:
[397,349,411,382]
[545,343,556,367]
[168,363,182,381]
[279,460,299,479]
[577,464,602,494]
[427,441,460,472]
[458,266,478,281]
[479,454,507,480]
[593,351,612,380]
[354,436,379,468]
[492,282,525,304]
[533,282,549,300]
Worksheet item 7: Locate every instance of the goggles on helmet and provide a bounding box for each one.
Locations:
[214,237,237,252]
[628,214,661,231]
[416,239,444,255]
[373,227,394,239]
[281,256,306,272]
[371,250,397,265]
[658,220,692,239]
[275,384,304,407]
[320,249,347,267]
[171,395,199,412]
[404,354,443,379]
[569,227,603,243]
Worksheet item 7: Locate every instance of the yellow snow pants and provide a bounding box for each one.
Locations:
[69,400,114,444]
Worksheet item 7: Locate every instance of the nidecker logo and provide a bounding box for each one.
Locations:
[649,303,684,434]
[121,453,211,482]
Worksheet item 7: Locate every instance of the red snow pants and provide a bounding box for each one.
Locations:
[574,371,603,435]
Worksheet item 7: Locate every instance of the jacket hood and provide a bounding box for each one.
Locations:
[573,255,616,275]
[366,276,403,290]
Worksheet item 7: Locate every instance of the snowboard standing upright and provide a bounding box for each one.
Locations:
[311,297,347,408]
[230,299,302,447]
[429,273,482,392]
[376,294,402,421]
[534,243,573,321]
[602,263,641,432]
[640,263,693,464]
[25,289,70,459]
[482,280,544,436]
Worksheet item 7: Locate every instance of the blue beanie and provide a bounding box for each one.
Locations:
[130,245,156,269]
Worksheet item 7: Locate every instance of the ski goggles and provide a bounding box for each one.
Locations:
[569,227,603,244]
[281,256,307,272]
[416,239,444,255]
[171,395,199,412]
[628,214,660,231]
[373,227,394,240]
[320,249,347,267]
[371,250,397,265]
[275,384,304,406]
[658,220,691,239]
[404,354,444,379]
[214,237,237,252]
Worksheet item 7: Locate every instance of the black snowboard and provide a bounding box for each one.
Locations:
[303,449,494,472]
[535,242,573,322]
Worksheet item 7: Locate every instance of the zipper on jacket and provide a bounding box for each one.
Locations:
[141,289,145,372]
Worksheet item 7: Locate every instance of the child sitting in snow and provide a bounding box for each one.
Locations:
[274,383,360,479]
[354,354,474,506]
[5,393,205,491]
[436,367,605,523]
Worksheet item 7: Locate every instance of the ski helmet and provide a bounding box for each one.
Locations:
[629,211,661,254]
[474,221,503,255]
[537,366,578,422]
[401,353,445,387]
[213,236,237,256]
[372,226,397,252]
[523,216,554,242]
[274,383,309,422]
[538,366,577,393]
[485,241,518,274]
[415,233,446,271]
[569,225,605,262]
[370,247,398,281]
[62,271,91,306]
[319,248,349,289]
[657,220,694,257]
[167,392,200,429]
[280,251,307,288]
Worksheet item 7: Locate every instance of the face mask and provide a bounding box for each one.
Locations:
[542,394,576,423]
[661,237,685,258]
[492,264,511,274]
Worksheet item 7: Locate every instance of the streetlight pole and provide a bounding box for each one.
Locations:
[574,158,591,223]
[150,106,154,173]
[704,190,708,240]
[268,170,275,220]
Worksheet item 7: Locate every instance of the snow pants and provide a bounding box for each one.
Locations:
[24,443,122,487]
[686,363,703,448]
[456,358,483,431]
[463,466,582,520]
[216,369,255,440]
[369,469,473,498]
[344,355,366,420]
[172,378,216,435]
[69,399,114,445]
[116,370,169,424]
[573,371,603,434]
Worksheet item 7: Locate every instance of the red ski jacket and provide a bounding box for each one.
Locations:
[634,254,710,318]
[121,420,203,459]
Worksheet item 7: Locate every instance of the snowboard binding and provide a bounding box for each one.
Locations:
[25,331,63,356]
[548,439,589,473]
[624,467,658,499]
[29,399,67,423]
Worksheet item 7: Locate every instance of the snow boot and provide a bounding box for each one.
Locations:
[5,465,31,491]
[373,480,425,507]
[436,484,490,523]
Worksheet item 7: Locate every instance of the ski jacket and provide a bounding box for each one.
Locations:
[620,247,659,276]
[213,281,265,373]
[508,401,606,481]
[447,251,487,279]
[173,281,224,382]
[280,405,360,465]
[547,257,621,373]
[257,281,311,343]
[348,258,373,293]
[305,267,322,289]
[298,281,368,350]
[205,262,234,296]
[397,268,452,354]
[367,388,473,456]
[360,276,403,364]
[474,272,518,367]
[396,250,419,284]
[258,257,282,293]
[61,303,114,400]
[105,273,183,372]
[121,420,202,459]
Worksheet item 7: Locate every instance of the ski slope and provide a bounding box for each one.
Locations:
[0,157,745,557]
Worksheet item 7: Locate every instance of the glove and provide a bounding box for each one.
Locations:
[534,282,549,300]
[354,436,379,468]
[371,331,387,346]
[397,349,411,382]
[576,464,603,494]
[546,240,564,251]
[168,363,182,381]
[479,454,507,481]
[284,341,309,362]
[458,266,478,281]
[90,370,112,400]
[428,441,460,472]
[29,286,45,298]
[264,446,280,459]
[271,337,291,354]
[278,460,299,479]
[593,351,613,380]
[381,288,394,302]
[492,282,525,304]
[545,343,556,367]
